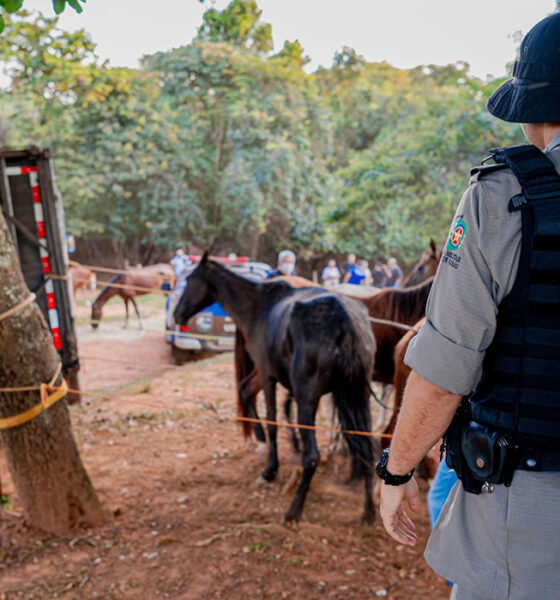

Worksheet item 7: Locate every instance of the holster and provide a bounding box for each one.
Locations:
[443,401,518,494]
[443,401,484,494]
[460,422,516,486]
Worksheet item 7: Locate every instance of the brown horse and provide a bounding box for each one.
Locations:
[69,264,96,296]
[402,239,441,287]
[356,277,434,385]
[384,317,424,448]
[90,264,172,329]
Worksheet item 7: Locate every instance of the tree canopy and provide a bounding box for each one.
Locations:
[0,1,524,265]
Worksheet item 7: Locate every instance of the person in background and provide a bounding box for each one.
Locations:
[343,259,366,285]
[383,257,403,287]
[170,247,191,292]
[321,258,341,287]
[268,249,296,278]
[359,259,373,286]
[372,261,387,288]
[342,253,356,276]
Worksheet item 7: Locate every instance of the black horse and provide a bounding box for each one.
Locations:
[174,252,377,524]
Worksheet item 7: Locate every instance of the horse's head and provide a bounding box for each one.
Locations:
[174,251,216,325]
[91,301,102,329]
[403,239,441,287]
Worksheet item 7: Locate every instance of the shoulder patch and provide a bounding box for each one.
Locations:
[446,218,467,252]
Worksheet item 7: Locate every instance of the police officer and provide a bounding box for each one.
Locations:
[377,13,560,599]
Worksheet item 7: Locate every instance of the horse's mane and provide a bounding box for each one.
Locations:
[362,277,434,325]
[93,273,123,305]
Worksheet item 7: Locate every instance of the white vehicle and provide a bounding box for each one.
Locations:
[165,256,272,364]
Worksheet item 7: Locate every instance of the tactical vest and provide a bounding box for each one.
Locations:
[469,144,560,445]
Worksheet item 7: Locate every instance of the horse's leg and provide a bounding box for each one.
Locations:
[239,369,266,443]
[283,393,300,453]
[131,296,142,329]
[283,387,320,523]
[123,298,129,328]
[260,378,279,482]
[374,384,389,430]
[362,459,375,525]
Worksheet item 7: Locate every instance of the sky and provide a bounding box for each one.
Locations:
[23,0,557,80]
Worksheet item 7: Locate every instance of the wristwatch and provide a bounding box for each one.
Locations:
[375,449,415,486]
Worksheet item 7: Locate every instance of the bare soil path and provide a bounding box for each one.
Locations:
[0,293,450,599]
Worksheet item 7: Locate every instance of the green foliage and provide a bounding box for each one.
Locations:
[196,0,272,54]
[0,0,24,14]
[272,40,310,69]
[52,0,85,14]
[327,82,524,260]
[0,0,83,34]
[0,1,525,264]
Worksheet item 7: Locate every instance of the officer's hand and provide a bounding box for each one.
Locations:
[379,477,420,546]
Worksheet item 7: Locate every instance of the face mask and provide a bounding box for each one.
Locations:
[279,262,295,275]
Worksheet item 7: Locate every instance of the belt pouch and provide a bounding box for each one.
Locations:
[444,404,483,494]
[460,422,513,485]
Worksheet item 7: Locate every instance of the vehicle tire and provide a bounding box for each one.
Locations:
[172,345,194,366]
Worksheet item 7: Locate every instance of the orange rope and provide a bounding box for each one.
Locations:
[69,261,146,276]
[0,382,393,439]
[51,273,170,296]
[0,365,66,430]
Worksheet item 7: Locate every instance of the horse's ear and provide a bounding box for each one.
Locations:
[429,238,437,254]
[200,250,209,265]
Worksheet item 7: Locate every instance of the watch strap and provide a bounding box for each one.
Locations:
[376,449,415,486]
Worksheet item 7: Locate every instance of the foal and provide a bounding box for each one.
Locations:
[174,253,377,524]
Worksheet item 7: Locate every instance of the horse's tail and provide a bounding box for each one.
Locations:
[330,313,376,481]
[234,329,254,438]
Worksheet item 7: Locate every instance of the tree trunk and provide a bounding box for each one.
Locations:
[0,213,106,533]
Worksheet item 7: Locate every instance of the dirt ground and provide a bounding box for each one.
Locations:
[0,291,450,599]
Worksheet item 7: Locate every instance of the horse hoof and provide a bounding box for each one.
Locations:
[260,467,277,482]
[361,509,376,526]
[255,475,268,486]
[281,512,300,526]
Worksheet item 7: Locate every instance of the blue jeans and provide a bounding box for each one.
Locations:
[427,460,458,528]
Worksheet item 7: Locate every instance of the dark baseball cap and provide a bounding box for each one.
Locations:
[487,13,560,123]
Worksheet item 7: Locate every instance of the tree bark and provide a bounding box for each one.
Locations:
[0,213,106,533]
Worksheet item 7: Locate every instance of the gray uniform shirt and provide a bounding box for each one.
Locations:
[406,133,560,599]
[405,132,560,394]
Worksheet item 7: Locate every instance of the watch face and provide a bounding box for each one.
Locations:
[379,449,389,468]
[376,449,389,477]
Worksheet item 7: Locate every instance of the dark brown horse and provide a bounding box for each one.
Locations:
[91,264,172,329]
[402,239,441,287]
[355,277,433,385]
[234,275,316,447]
[175,253,377,524]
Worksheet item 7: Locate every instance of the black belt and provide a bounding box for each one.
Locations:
[515,444,560,472]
